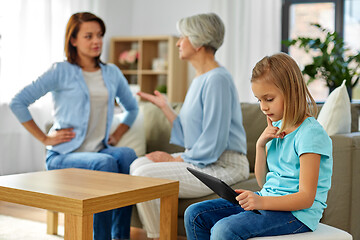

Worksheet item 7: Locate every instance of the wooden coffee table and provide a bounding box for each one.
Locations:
[0,168,179,239]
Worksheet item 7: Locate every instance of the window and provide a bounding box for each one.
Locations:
[344,0,360,99]
[344,0,360,52]
[0,14,2,78]
[281,0,360,101]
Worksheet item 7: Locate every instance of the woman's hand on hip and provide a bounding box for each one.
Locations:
[45,128,75,146]
[108,123,129,146]
[107,134,119,146]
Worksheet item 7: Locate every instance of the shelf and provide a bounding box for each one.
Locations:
[109,35,188,102]
[141,70,168,75]
[121,70,168,75]
[121,70,138,75]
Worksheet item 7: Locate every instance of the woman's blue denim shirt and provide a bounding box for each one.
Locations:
[10,61,138,154]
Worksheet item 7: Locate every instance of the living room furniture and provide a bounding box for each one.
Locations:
[131,101,360,239]
[0,168,179,240]
[249,223,352,239]
[109,35,188,102]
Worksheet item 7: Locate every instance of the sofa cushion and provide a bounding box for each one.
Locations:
[240,103,267,172]
[140,101,185,154]
[317,81,351,136]
[350,104,360,132]
[110,108,146,156]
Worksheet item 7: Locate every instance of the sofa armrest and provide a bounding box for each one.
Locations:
[321,132,360,238]
[348,132,360,239]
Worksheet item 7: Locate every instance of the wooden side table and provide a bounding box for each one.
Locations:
[0,168,179,239]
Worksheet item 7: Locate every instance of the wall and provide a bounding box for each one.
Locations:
[95,0,133,62]
[130,0,210,36]
[99,0,211,81]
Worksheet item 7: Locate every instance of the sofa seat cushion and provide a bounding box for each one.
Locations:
[249,223,352,239]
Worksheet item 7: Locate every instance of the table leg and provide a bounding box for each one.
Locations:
[160,193,178,240]
[64,213,93,240]
[46,210,58,235]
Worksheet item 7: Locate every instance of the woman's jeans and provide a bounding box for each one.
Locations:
[46,146,137,240]
[184,198,311,240]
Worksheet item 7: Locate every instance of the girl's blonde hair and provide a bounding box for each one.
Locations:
[251,52,317,133]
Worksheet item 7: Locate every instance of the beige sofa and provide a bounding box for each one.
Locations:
[131,101,360,239]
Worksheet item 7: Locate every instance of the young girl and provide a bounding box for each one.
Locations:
[184,52,333,239]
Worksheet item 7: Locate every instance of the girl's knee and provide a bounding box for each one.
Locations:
[184,202,208,228]
[211,218,244,240]
[211,220,230,240]
[184,203,198,223]
[184,204,202,236]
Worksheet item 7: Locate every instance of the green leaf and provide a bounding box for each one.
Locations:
[286,23,360,91]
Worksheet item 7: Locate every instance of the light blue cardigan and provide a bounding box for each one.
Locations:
[170,67,247,167]
[10,61,138,154]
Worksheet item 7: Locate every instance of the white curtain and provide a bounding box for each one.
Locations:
[210,0,282,102]
[0,0,103,103]
[0,0,103,175]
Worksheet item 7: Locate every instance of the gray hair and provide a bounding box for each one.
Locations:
[176,13,225,53]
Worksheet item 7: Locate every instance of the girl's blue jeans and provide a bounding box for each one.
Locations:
[46,146,137,240]
[184,198,311,240]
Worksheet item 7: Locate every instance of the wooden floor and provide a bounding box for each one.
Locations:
[0,201,186,240]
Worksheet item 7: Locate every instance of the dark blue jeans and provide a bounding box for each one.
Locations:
[184,198,311,240]
[46,146,137,240]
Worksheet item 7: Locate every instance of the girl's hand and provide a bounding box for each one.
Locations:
[256,117,285,148]
[44,128,75,146]
[235,189,263,211]
[137,90,168,109]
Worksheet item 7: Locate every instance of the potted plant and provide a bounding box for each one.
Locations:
[283,23,360,99]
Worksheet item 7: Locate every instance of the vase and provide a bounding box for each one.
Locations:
[119,62,137,70]
[128,62,138,70]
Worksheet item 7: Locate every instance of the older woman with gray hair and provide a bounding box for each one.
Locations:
[130,13,249,239]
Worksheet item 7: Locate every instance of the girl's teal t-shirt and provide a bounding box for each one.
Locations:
[259,117,333,231]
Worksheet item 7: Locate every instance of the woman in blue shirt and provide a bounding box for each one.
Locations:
[10,12,138,240]
[130,13,249,239]
[184,53,333,239]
